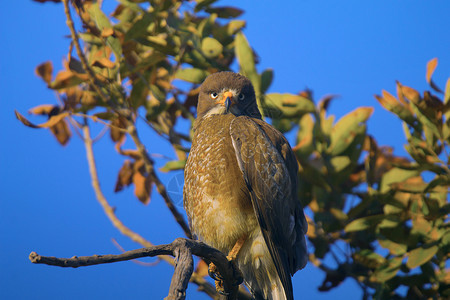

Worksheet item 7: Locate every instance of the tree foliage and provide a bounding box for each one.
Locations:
[19,0,449,299]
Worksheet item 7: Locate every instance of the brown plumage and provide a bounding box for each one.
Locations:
[183,72,307,299]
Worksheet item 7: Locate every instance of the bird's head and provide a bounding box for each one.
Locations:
[197,72,262,119]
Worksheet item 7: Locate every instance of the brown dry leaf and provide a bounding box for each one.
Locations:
[65,87,84,109]
[50,119,71,145]
[110,117,127,143]
[381,90,399,106]
[426,58,444,93]
[28,104,56,115]
[119,149,141,160]
[305,215,316,238]
[318,94,337,112]
[426,58,438,84]
[92,58,116,69]
[194,260,209,278]
[35,61,53,84]
[15,110,69,129]
[67,57,85,74]
[115,160,134,192]
[401,86,421,104]
[133,171,152,205]
[50,70,89,90]
[101,27,114,37]
[396,81,409,106]
[80,90,97,106]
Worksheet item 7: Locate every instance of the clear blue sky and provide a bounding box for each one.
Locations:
[1,1,449,299]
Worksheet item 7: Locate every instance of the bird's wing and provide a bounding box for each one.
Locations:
[230,116,308,300]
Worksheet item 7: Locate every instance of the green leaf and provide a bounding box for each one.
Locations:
[197,13,216,37]
[445,78,450,105]
[205,6,244,19]
[263,93,315,119]
[328,107,373,156]
[78,33,103,45]
[195,0,218,12]
[271,119,292,133]
[330,156,351,173]
[380,168,419,193]
[150,84,166,102]
[353,249,385,268]
[130,78,147,108]
[372,256,403,282]
[160,160,186,172]
[425,175,450,193]
[409,101,441,139]
[295,114,315,158]
[201,37,223,58]
[226,20,246,35]
[235,32,260,96]
[406,244,438,269]
[89,3,122,58]
[375,91,415,125]
[175,68,209,84]
[345,214,385,232]
[444,77,450,124]
[379,239,407,256]
[260,68,273,95]
[125,13,154,41]
[377,215,401,229]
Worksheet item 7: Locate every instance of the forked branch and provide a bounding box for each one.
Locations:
[29,238,244,300]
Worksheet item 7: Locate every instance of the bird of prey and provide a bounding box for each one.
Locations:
[183,72,308,300]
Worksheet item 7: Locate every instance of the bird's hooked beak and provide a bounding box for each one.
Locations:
[216,91,234,113]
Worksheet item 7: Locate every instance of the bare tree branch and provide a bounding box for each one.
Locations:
[83,122,158,249]
[126,122,193,239]
[29,238,244,300]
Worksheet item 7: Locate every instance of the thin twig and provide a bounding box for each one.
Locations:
[127,122,193,239]
[73,112,128,133]
[83,122,161,251]
[62,0,110,104]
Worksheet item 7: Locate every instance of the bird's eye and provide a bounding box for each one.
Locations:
[238,93,245,101]
[210,92,219,99]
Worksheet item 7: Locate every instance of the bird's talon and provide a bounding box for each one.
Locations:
[215,279,229,295]
[218,289,229,296]
[208,262,223,281]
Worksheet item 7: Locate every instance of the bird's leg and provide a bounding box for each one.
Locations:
[226,234,247,261]
[209,234,247,295]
